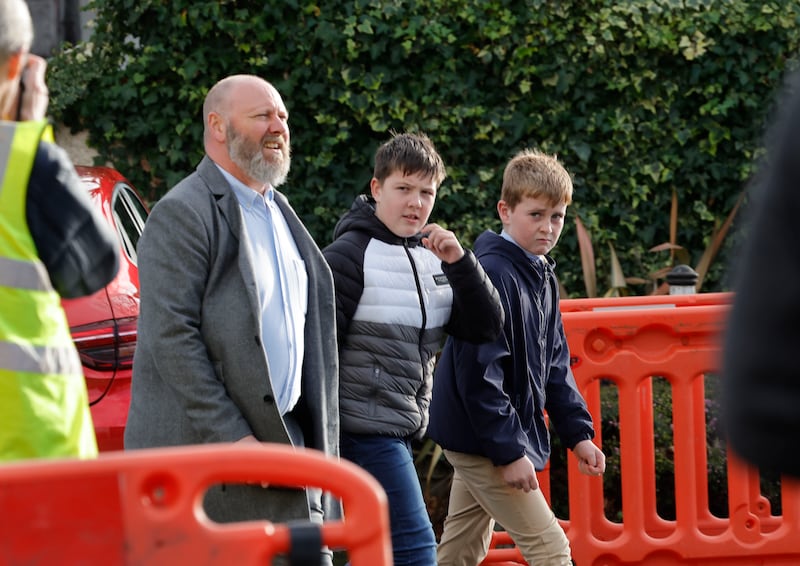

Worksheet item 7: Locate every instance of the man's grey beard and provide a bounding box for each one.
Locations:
[227,126,291,188]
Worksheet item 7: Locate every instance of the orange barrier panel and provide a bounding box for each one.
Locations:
[0,444,392,565]
[482,292,800,566]
[559,291,733,313]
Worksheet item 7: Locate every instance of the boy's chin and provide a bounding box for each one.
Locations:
[527,246,552,256]
[395,225,423,238]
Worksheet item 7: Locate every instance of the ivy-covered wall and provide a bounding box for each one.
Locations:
[48,0,800,296]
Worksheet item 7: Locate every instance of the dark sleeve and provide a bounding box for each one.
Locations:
[26,142,120,298]
[443,249,505,343]
[544,314,595,450]
[722,70,800,477]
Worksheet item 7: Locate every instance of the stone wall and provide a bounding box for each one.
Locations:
[27,0,93,56]
[55,124,99,167]
[26,1,102,166]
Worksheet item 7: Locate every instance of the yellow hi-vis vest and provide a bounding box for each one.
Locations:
[0,120,98,461]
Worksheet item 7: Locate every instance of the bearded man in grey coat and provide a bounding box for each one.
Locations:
[125,75,340,561]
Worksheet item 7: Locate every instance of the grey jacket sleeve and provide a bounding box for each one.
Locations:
[26,142,120,298]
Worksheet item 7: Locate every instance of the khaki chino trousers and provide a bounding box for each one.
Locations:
[437,450,572,566]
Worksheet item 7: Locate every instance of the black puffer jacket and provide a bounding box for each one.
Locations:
[323,195,503,438]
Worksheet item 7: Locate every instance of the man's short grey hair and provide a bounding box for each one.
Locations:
[0,0,34,67]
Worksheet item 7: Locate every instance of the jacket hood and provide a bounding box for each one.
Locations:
[332,194,424,247]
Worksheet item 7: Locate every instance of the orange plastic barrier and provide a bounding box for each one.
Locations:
[481,292,800,565]
[0,444,391,565]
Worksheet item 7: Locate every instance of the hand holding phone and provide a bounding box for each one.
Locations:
[14,54,49,121]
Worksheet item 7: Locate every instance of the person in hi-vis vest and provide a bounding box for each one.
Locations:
[0,0,119,461]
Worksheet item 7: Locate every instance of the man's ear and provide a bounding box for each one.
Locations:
[207,111,226,142]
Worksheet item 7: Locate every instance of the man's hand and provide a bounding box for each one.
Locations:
[15,54,49,121]
[236,434,269,487]
[499,456,539,493]
[573,439,606,476]
[421,223,465,264]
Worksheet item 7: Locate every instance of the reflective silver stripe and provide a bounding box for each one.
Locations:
[0,339,81,376]
[0,256,53,291]
[0,125,13,182]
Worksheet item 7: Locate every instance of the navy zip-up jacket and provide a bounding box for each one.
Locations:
[428,230,594,469]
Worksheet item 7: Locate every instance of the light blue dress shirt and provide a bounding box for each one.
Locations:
[219,166,307,415]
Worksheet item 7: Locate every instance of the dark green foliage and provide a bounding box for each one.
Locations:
[47,0,800,293]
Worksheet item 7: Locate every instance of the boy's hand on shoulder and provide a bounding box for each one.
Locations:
[500,456,539,493]
[573,439,606,476]
[421,223,465,264]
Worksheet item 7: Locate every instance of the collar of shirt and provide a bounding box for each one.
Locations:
[215,164,274,208]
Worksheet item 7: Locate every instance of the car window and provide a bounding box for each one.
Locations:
[112,184,149,263]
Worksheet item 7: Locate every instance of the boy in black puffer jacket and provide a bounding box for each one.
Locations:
[323,131,503,566]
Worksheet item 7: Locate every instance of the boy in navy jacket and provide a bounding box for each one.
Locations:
[428,149,605,566]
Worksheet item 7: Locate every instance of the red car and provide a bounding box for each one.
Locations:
[60,166,149,452]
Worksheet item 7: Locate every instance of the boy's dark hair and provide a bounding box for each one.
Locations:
[373,131,447,186]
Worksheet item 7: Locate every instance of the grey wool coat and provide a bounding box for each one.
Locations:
[125,156,340,523]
